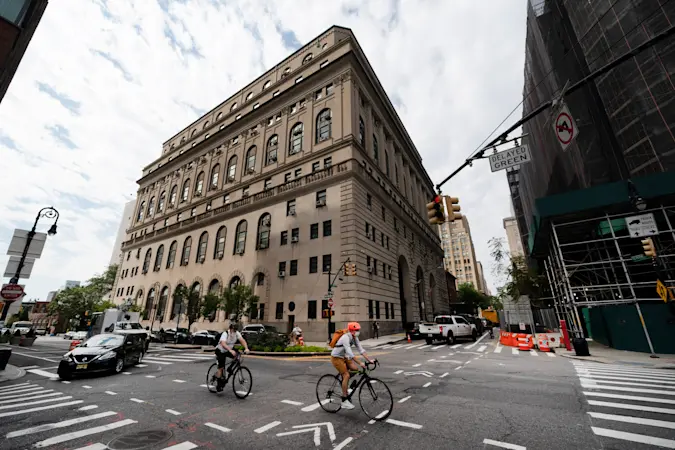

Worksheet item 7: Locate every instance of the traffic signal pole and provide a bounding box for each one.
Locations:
[435,23,675,193]
[327,258,351,342]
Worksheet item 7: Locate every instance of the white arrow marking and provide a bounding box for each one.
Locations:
[427,359,462,364]
[276,422,335,447]
[403,371,434,378]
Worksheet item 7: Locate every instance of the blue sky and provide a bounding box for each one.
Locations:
[0,0,527,301]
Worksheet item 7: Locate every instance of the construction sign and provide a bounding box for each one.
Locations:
[656,279,673,302]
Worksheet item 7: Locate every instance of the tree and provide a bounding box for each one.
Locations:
[488,237,549,305]
[201,294,222,322]
[457,282,491,312]
[171,285,188,324]
[87,265,118,299]
[94,301,117,312]
[222,284,259,323]
[47,286,98,327]
[185,289,202,331]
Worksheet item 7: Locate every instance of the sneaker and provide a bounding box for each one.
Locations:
[341,400,355,410]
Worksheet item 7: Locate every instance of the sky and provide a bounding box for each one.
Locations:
[0,0,527,302]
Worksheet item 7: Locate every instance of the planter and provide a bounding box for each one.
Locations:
[9,337,22,346]
[0,335,9,344]
[0,348,11,370]
[19,337,36,347]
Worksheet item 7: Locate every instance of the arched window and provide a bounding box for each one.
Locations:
[216,112,222,121]
[170,284,185,320]
[147,197,155,217]
[229,276,241,289]
[135,289,144,305]
[214,226,226,259]
[203,121,209,130]
[230,102,238,111]
[257,213,271,250]
[157,286,169,322]
[158,191,166,212]
[373,135,379,162]
[137,201,146,222]
[289,123,303,155]
[166,240,178,269]
[154,245,164,271]
[192,281,202,297]
[145,288,156,316]
[210,164,220,189]
[142,249,152,274]
[208,279,220,294]
[359,116,365,146]
[169,185,178,206]
[195,172,205,196]
[191,129,196,137]
[181,236,192,266]
[196,232,208,263]
[245,92,253,102]
[234,220,247,255]
[245,146,257,173]
[263,80,271,90]
[227,156,237,182]
[384,150,390,177]
[316,109,332,143]
[303,53,313,64]
[181,179,190,202]
[266,135,278,165]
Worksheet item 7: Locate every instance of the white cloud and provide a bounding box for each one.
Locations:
[0,0,527,300]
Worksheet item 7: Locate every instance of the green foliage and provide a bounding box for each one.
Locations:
[246,331,289,349]
[284,345,329,353]
[128,304,142,313]
[94,301,117,312]
[457,282,491,312]
[488,237,550,303]
[185,289,202,331]
[201,294,221,322]
[18,307,29,321]
[222,284,259,322]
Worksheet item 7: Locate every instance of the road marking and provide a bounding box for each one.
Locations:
[173,380,187,383]
[385,419,423,429]
[454,366,462,370]
[368,409,390,424]
[18,365,39,370]
[205,422,231,433]
[440,372,449,378]
[11,352,58,363]
[530,350,538,356]
[577,369,675,382]
[483,438,526,449]
[574,365,675,378]
[142,357,173,365]
[398,396,411,403]
[277,422,336,446]
[33,418,137,448]
[512,348,519,355]
[130,398,145,403]
[254,420,282,433]
[378,345,392,349]
[579,373,675,385]
[412,363,421,367]
[389,344,404,349]
[394,370,403,374]
[0,391,62,405]
[451,344,462,349]
[281,400,303,406]
[333,437,354,450]
[160,443,198,450]
[0,396,73,411]
[427,359,462,364]
[0,387,49,399]
[61,380,71,384]
[431,345,444,351]
[477,345,487,352]
[580,377,675,390]
[79,405,98,411]
[0,382,31,392]
[122,372,132,375]
[423,382,431,388]
[584,391,675,405]
[494,345,503,353]
[105,391,117,396]
[6,411,117,438]
[154,356,198,362]
[588,400,675,415]
[136,364,148,367]
[418,345,430,350]
[591,426,675,448]
[301,400,329,412]
[165,409,182,415]
[82,385,92,389]
[588,411,675,429]
[145,375,156,378]
[409,343,425,349]
[26,369,59,379]
[0,400,83,418]
[546,353,555,357]
[72,444,107,450]
[581,383,675,396]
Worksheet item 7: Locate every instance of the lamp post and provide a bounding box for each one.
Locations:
[2,207,59,322]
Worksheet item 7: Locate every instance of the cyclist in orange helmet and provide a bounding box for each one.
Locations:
[330,322,375,409]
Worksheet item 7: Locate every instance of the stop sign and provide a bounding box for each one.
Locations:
[327,298,334,308]
[1,284,24,300]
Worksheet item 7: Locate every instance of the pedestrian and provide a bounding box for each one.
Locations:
[291,324,302,346]
[373,321,379,339]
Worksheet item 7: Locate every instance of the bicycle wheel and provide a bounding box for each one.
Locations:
[206,363,219,393]
[316,374,342,413]
[232,366,253,399]
[358,377,393,421]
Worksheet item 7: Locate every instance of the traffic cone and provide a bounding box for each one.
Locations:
[407,334,412,343]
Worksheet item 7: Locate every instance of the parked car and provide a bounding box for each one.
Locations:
[241,324,282,338]
[9,321,33,336]
[404,322,422,340]
[160,328,190,343]
[418,315,478,345]
[57,331,146,380]
[190,330,220,346]
[35,328,47,336]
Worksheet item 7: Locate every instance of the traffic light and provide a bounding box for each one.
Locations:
[426,195,445,225]
[344,263,356,276]
[642,237,656,257]
[444,196,462,222]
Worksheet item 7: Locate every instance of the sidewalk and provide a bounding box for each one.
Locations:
[559,340,675,369]
[0,365,25,383]
[304,333,406,349]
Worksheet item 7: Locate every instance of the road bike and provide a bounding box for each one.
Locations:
[206,352,252,398]
[315,360,393,421]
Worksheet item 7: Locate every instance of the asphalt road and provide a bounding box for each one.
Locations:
[1,334,674,449]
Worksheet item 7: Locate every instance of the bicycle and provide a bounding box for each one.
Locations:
[315,360,393,421]
[205,352,253,399]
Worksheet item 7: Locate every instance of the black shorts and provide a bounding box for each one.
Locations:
[215,348,236,369]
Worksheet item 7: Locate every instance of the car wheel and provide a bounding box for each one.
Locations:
[58,369,73,380]
[425,338,433,345]
[446,332,454,345]
[472,331,478,342]
[114,358,124,373]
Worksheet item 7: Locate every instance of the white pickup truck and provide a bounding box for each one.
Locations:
[418,315,478,345]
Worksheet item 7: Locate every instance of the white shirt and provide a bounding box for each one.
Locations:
[216,330,243,352]
[292,326,302,336]
[330,333,366,359]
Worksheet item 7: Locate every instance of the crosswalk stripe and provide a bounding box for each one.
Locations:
[6,411,117,438]
[588,400,675,415]
[378,345,392,349]
[546,353,556,357]
[409,344,426,349]
[418,345,430,350]
[451,344,462,349]
[574,365,675,378]
[431,345,445,351]
[580,377,675,390]
[0,387,49,399]
[72,444,108,450]
[581,383,675,396]
[584,391,675,405]
[530,350,538,356]
[477,345,487,353]
[0,396,73,411]
[389,344,405,349]
[142,357,173,365]
[27,369,58,379]
[0,400,83,418]
[153,356,199,362]
[33,418,137,448]
[0,382,31,392]
[494,345,503,353]
[588,411,675,430]
[591,426,675,448]
[161,442,198,450]
[579,373,675,385]
[577,369,675,382]
[0,391,62,405]
[512,348,519,355]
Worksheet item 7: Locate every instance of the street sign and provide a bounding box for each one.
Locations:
[1,284,24,300]
[554,104,578,150]
[656,280,673,302]
[488,145,531,172]
[625,213,658,237]
[327,299,334,308]
[519,322,526,331]
[3,256,35,279]
[631,255,650,262]
[7,230,47,259]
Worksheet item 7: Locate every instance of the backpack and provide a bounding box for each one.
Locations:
[329,329,349,348]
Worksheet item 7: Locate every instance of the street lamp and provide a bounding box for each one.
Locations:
[3,207,59,321]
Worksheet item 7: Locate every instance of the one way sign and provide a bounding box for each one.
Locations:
[625,213,658,238]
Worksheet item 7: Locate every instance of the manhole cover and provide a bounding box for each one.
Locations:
[108,429,173,450]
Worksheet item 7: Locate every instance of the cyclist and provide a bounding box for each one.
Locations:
[215,323,250,391]
[331,322,375,410]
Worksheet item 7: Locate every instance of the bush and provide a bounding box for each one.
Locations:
[284,345,329,353]
[246,331,289,349]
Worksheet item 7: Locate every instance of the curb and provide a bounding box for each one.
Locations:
[200,347,330,357]
[164,344,203,350]
[560,353,675,369]
[0,365,26,383]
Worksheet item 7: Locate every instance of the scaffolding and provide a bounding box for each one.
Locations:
[545,203,675,353]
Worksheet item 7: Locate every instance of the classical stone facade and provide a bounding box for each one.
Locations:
[112,26,448,341]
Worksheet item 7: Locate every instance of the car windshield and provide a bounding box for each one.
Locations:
[82,335,124,348]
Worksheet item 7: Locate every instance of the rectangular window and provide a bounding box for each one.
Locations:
[315,89,323,101]
[287,200,296,216]
[386,236,390,249]
[326,83,334,96]
[373,259,378,276]
[324,157,332,168]
[224,194,230,204]
[316,190,326,204]
[367,194,372,209]
[320,60,329,69]
[264,178,272,190]
[367,255,371,268]
[242,186,249,197]
[323,220,332,237]
[390,303,395,319]
[376,301,381,319]
[381,234,384,246]
[312,161,320,172]
[385,302,390,319]
[322,254,332,273]
[381,206,386,221]
[372,226,376,242]
[309,256,318,273]
[276,302,283,320]
[273,90,280,97]
[291,228,299,241]
[394,217,398,231]
[310,223,319,239]
[280,231,288,246]
[295,168,302,178]
[290,260,298,276]
[258,304,265,320]
[368,300,374,319]
[285,172,291,183]
[279,261,286,273]
[308,300,317,319]
[365,222,370,236]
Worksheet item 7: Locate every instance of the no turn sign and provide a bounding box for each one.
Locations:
[553,103,578,151]
[1,284,24,301]
[327,298,334,308]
